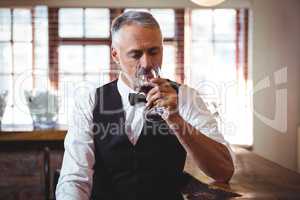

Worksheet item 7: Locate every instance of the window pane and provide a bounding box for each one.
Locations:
[13,73,32,125]
[161,44,176,81]
[0,43,12,73]
[190,42,214,82]
[190,9,251,145]
[13,9,32,42]
[0,75,11,91]
[85,45,110,73]
[151,9,175,38]
[58,75,84,125]
[85,9,110,38]
[0,9,11,41]
[59,8,83,38]
[35,45,48,71]
[34,6,48,72]
[214,9,236,41]
[14,67,33,91]
[191,10,213,42]
[34,6,48,45]
[214,42,236,81]
[85,74,109,88]
[34,72,51,91]
[0,75,13,124]
[59,45,83,73]
[13,43,32,73]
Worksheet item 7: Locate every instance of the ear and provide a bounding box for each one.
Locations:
[111,47,120,65]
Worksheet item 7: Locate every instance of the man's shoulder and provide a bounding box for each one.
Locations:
[95,79,118,94]
[96,79,118,90]
[178,84,207,109]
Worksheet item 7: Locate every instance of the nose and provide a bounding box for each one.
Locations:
[139,53,153,69]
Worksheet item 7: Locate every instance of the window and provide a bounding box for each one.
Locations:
[54,8,182,125]
[0,6,251,146]
[58,8,110,38]
[124,9,181,82]
[54,8,111,124]
[151,9,177,81]
[188,9,251,145]
[0,7,182,126]
[0,6,48,125]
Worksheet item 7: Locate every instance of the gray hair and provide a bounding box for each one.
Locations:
[111,11,161,46]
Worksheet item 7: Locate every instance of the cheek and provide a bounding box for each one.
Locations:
[124,67,136,78]
[154,50,163,66]
[153,54,163,67]
[119,56,138,77]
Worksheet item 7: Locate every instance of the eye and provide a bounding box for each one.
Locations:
[132,53,142,59]
[128,51,143,60]
[148,48,159,56]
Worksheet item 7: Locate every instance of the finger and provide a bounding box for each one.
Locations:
[153,98,170,109]
[147,90,163,104]
[147,85,159,99]
[146,91,165,108]
[156,95,178,108]
[147,86,170,100]
[146,98,161,109]
[156,99,169,108]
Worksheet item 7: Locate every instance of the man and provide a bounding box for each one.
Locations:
[56,11,234,200]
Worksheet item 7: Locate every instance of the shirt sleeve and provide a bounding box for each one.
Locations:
[56,87,96,200]
[178,84,236,165]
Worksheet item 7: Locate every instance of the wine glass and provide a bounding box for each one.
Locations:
[134,66,167,122]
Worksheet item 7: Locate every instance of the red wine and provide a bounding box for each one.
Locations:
[139,85,153,94]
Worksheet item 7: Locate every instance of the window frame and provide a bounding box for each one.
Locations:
[48,7,185,90]
[0,7,36,125]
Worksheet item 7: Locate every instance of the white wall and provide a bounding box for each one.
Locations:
[0,0,299,171]
[252,0,300,171]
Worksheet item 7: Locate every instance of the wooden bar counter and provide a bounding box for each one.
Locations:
[0,127,300,199]
[0,125,67,141]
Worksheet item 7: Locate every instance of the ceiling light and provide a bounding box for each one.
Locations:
[190,0,226,7]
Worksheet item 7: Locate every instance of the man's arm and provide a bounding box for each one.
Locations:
[166,114,234,182]
[148,79,234,183]
[56,88,96,200]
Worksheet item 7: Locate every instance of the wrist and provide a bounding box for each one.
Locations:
[165,113,193,142]
[165,112,182,129]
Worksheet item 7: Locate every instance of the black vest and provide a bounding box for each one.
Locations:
[91,79,187,200]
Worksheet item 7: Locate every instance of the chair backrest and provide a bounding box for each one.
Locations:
[43,147,50,200]
[52,169,61,200]
[43,146,61,200]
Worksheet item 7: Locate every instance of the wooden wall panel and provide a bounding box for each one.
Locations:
[0,142,64,200]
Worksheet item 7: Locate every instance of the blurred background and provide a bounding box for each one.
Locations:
[0,2,251,144]
[0,0,299,199]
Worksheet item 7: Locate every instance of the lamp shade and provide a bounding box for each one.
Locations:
[190,0,226,7]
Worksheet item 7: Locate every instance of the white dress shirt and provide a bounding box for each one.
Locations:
[56,77,234,200]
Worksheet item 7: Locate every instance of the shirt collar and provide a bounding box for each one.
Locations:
[117,74,137,107]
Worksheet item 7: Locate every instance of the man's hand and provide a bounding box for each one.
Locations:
[147,79,234,182]
[146,78,179,119]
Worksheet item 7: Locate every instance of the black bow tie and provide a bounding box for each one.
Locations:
[128,93,147,105]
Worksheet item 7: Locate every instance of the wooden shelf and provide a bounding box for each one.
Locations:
[0,125,67,141]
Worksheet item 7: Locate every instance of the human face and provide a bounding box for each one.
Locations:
[111,24,163,88]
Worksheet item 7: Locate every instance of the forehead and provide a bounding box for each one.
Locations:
[116,24,163,50]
